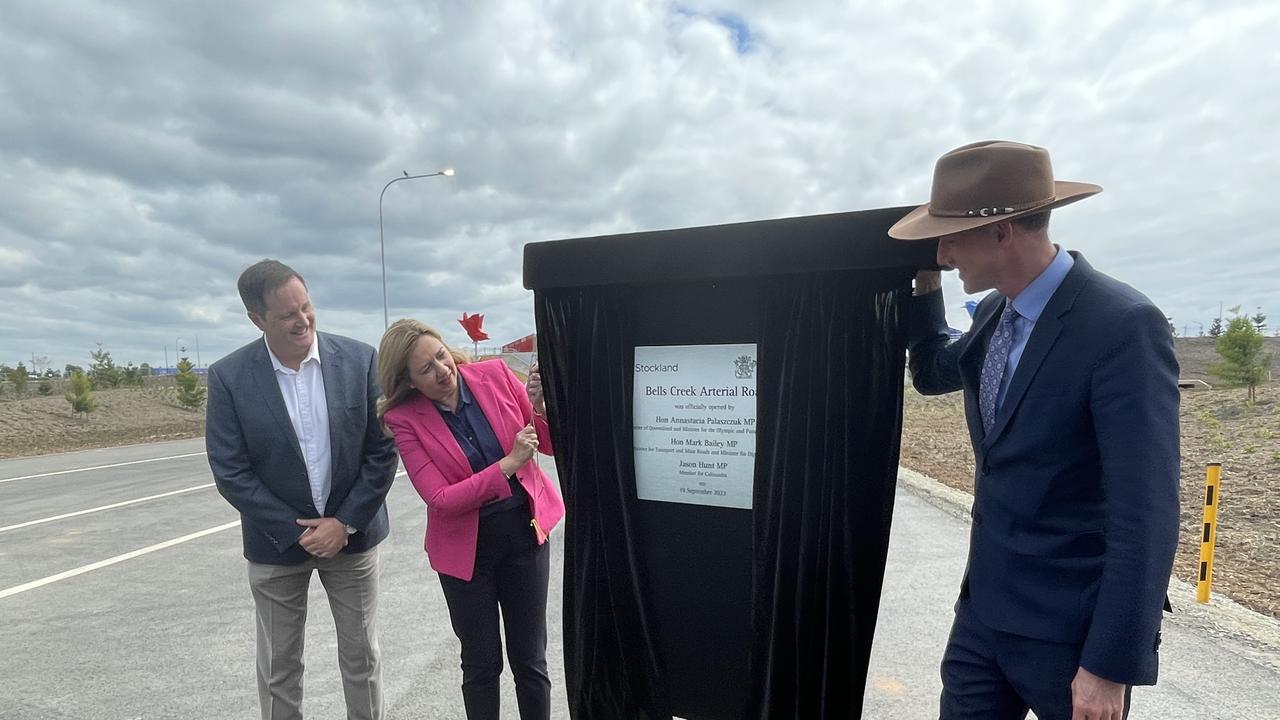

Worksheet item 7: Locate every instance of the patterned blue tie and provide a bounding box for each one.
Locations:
[979,301,1018,434]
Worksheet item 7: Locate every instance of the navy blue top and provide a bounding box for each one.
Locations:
[435,373,529,516]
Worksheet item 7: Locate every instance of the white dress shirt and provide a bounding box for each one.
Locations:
[265,337,332,515]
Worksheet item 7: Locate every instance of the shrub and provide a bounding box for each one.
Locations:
[65,370,97,417]
[1210,312,1274,402]
[8,363,28,396]
[174,357,206,410]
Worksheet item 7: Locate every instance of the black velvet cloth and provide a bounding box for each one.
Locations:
[534,267,911,719]
[747,271,909,718]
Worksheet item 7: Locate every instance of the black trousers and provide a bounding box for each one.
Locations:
[439,506,551,720]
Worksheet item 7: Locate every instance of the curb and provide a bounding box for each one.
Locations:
[896,465,1280,673]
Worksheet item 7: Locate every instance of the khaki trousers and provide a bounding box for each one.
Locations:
[247,546,382,720]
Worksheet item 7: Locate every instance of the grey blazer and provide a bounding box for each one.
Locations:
[206,332,398,565]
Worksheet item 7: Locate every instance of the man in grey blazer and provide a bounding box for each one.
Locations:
[206,259,398,720]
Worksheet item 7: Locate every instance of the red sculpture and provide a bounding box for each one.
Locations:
[459,312,489,345]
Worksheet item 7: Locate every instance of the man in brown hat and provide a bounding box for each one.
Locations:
[890,141,1180,720]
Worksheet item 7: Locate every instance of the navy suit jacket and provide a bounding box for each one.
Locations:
[909,252,1180,686]
[206,332,398,565]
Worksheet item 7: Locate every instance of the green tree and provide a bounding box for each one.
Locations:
[65,363,83,378]
[89,344,121,389]
[1210,313,1274,402]
[1253,307,1267,333]
[37,379,53,395]
[139,362,152,377]
[1208,316,1223,338]
[8,362,28,396]
[65,370,97,417]
[174,357,206,409]
[121,363,145,388]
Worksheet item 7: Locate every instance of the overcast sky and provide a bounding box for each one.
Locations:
[1,0,1276,373]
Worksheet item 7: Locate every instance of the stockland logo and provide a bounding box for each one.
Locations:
[635,361,679,373]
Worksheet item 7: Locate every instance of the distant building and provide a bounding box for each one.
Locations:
[501,334,536,353]
[497,333,537,377]
[153,367,208,376]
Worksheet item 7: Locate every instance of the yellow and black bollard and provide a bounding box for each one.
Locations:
[1196,463,1222,604]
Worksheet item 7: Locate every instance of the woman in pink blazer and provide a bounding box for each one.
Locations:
[376,319,564,720]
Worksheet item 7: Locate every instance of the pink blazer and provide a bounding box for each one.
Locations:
[383,359,564,581]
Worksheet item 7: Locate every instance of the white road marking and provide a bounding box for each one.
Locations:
[0,451,208,484]
[0,483,218,534]
[0,521,241,599]
[0,467,407,600]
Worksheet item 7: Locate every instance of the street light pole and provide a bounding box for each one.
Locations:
[379,168,455,329]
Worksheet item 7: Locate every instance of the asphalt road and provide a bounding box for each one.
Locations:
[2,441,1278,719]
[0,439,568,720]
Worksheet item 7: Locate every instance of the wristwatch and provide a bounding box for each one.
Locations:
[344,524,357,535]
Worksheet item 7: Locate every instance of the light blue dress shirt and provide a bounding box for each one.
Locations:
[995,246,1075,410]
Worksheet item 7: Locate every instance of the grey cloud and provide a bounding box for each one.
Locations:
[1,0,1277,370]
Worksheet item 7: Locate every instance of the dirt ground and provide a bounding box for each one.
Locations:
[901,377,1280,621]
[0,385,204,459]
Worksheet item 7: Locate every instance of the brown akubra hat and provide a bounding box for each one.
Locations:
[888,140,1102,241]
